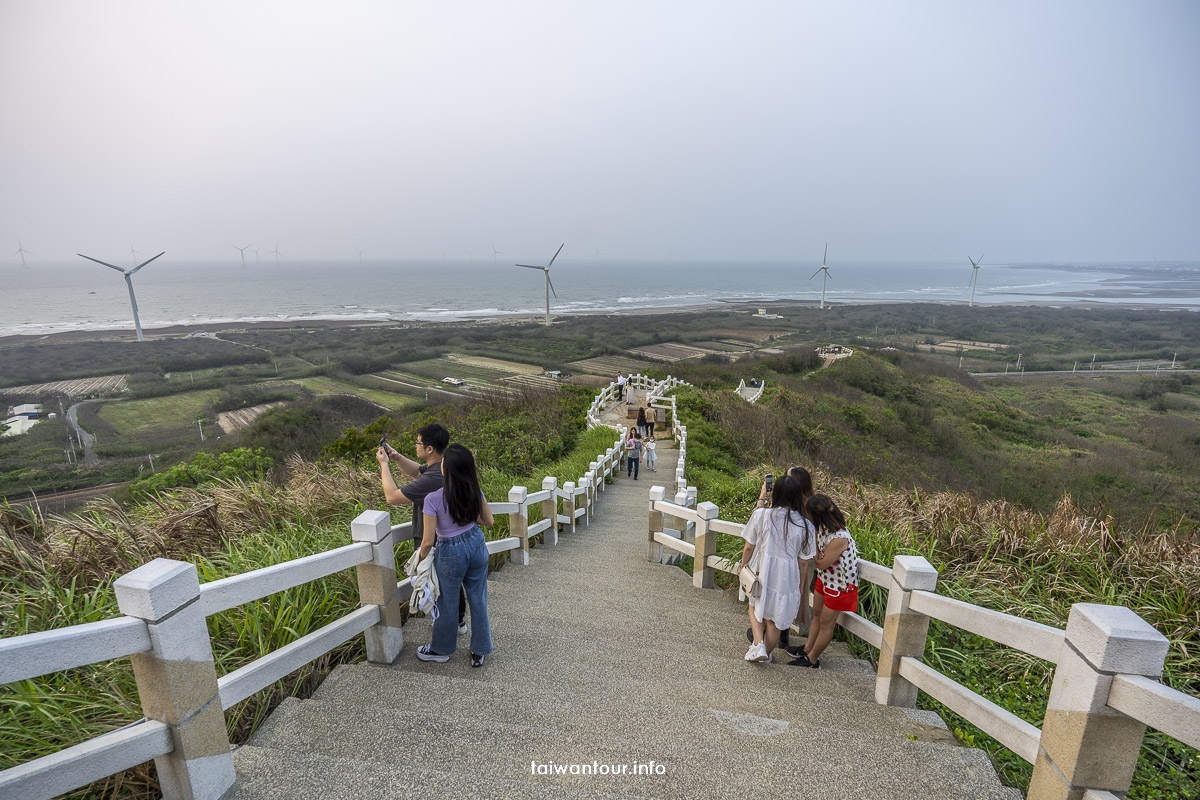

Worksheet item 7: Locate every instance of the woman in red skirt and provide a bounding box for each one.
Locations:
[788,494,858,669]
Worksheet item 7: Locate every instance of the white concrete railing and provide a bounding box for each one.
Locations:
[0,393,629,800]
[735,378,765,403]
[645,489,1200,799]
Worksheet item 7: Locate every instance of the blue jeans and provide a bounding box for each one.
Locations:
[627,456,639,479]
[431,526,493,657]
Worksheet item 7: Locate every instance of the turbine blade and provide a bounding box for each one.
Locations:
[515,264,543,270]
[547,273,557,298]
[546,242,565,268]
[809,268,822,280]
[969,256,977,267]
[826,271,833,280]
[823,242,828,265]
[78,254,128,273]
[129,252,165,274]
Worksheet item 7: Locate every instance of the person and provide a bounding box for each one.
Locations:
[616,372,626,401]
[625,428,643,479]
[788,494,858,669]
[747,466,816,647]
[644,435,657,472]
[645,405,657,437]
[376,423,468,635]
[636,406,648,438]
[741,475,816,663]
[413,444,495,666]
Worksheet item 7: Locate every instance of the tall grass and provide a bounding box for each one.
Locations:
[0,422,617,799]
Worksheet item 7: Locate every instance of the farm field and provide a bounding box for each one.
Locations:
[1,374,128,397]
[401,357,512,384]
[284,377,419,411]
[498,374,561,391]
[96,389,222,435]
[446,353,542,374]
[628,342,718,361]
[567,355,653,376]
[217,402,285,434]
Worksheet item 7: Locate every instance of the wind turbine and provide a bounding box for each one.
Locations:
[355,246,366,263]
[809,243,832,309]
[516,243,564,327]
[967,255,984,307]
[465,248,476,262]
[491,243,503,265]
[232,243,252,266]
[78,251,165,342]
[594,247,603,260]
[269,243,282,265]
[13,240,33,266]
[251,246,260,264]
[129,242,141,265]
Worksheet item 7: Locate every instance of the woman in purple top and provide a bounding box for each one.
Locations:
[416,443,495,667]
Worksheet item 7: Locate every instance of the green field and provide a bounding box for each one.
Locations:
[96,390,222,435]
[286,377,418,411]
[401,358,511,384]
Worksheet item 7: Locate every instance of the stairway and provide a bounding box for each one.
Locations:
[228,434,1020,799]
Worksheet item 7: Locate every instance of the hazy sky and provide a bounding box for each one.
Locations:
[2,1,1198,265]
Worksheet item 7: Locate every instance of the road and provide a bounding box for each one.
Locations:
[65,401,99,465]
[971,368,1199,379]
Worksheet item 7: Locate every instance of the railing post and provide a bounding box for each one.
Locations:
[541,476,558,545]
[648,486,665,562]
[563,481,576,533]
[691,501,720,589]
[508,486,529,566]
[674,489,694,543]
[588,461,599,503]
[113,559,235,800]
[351,510,404,664]
[1028,604,1169,800]
[876,555,939,708]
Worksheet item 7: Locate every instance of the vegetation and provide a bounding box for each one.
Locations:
[668,371,1198,799]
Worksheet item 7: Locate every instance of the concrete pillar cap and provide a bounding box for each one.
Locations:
[351,510,392,543]
[115,559,199,621]
[1066,603,1170,675]
[696,501,719,520]
[648,486,666,501]
[508,485,529,503]
[892,555,939,591]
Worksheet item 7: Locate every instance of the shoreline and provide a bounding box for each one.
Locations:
[3,295,1200,347]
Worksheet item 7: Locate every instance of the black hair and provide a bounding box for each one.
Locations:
[634,429,642,439]
[441,443,482,526]
[806,493,847,535]
[768,475,813,554]
[417,423,449,453]
[787,467,815,506]
[637,407,647,423]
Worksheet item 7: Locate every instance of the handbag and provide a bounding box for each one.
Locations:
[738,511,766,600]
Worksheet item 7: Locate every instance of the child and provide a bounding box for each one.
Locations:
[625,429,643,479]
[645,436,657,472]
[788,494,858,669]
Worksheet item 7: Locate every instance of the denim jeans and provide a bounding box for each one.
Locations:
[627,456,640,479]
[431,525,493,657]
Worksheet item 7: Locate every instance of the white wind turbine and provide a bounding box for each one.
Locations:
[78,251,165,342]
[269,243,282,265]
[13,239,33,265]
[491,243,503,265]
[465,248,476,262]
[516,243,565,327]
[355,246,366,263]
[967,255,984,307]
[251,246,260,264]
[809,243,832,309]
[129,242,141,265]
[232,243,252,266]
[594,247,603,260]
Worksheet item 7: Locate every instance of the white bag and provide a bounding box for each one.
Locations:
[405,546,441,617]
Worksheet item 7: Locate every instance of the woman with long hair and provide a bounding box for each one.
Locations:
[789,494,859,669]
[749,466,817,647]
[740,475,816,663]
[416,443,495,667]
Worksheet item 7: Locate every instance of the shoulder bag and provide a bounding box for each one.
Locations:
[738,510,766,600]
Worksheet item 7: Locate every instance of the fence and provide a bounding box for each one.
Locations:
[0,394,632,800]
[735,378,765,403]
[645,490,1200,799]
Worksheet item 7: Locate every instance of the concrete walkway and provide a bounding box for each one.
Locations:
[228,394,1018,799]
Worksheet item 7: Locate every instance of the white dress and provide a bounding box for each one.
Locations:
[743,507,817,628]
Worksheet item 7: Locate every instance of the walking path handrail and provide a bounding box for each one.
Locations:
[646,485,1198,798]
[0,383,630,800]
[735,378,765,402]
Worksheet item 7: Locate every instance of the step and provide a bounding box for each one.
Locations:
[312,663,956,745]
[246,696,1015,800]
[230,744,664,800]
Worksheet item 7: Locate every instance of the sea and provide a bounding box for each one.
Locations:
[2,258,1199,338]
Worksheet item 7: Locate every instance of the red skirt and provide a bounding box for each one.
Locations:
[814,576,858,612]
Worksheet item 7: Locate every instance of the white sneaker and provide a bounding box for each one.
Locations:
[745,642,768,662]
[458,622,468,636]
[764,652,774,664]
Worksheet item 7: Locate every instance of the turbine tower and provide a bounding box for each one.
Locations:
[13,240,33,266]
[968,255,984,307]
[809,243,832,309]
[251,246,260,264]
[516,243,564,327]
[355,246,366,263]
[78,251,165,342]
[491,243,503,265]
[270,243,282,265]
[232,243,252,266]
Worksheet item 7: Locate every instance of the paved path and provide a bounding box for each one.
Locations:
[229,396,1018,799]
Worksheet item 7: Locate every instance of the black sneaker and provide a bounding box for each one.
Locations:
[470,652,485,668]
[784,645,807,659]
[787,653,820,668]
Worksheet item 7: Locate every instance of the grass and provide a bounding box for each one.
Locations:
[283,376,419,411]
[95,390,223,435]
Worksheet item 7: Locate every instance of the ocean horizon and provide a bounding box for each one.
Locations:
[3,258,1199,338]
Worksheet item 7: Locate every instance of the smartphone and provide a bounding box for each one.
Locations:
[378,436,390,454]
[765,474,775,490]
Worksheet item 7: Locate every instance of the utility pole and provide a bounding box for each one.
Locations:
[198,420,205,442]
[1073,361,1077,373]
[1091,354,1097,372]
[148,453,155,471]
[1172,352,1177,368]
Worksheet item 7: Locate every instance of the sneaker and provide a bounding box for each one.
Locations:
[745,642,768,663]
[764,652,774,664]
[416,644,449,663]
[470,652,485,668]
[784,645,807,659]
[458,622,468,636]
[787,653,821,668]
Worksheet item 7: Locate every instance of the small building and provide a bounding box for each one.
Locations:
[543,370,564,379]
[442,377,465,386]
[1,416,41,437]
[8,403,42,418]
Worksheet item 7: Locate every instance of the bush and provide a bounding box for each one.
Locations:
[129,447,273,497]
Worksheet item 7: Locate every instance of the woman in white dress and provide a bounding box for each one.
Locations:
[740,476,817,663]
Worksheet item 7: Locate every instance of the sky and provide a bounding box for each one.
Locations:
[2,0,1198,266]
